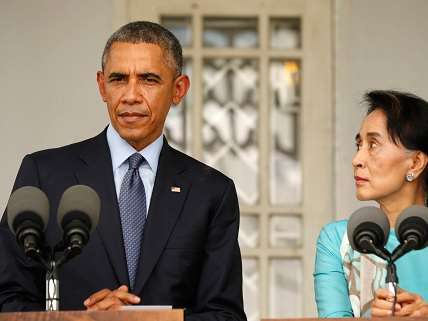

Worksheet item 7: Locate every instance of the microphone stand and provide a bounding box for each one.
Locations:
[28,247,60,311]
[46,261,59,311]
[379,243,418,317]
[30,242,78,311]
[360,239,399,315]
[385,261,398,296]
[381,237,419,316]
[44,241,82,311]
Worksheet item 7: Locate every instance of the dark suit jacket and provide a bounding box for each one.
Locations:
[0,129,246,321]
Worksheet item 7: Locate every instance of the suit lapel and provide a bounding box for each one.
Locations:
[75,130,129,287]
[133,141,190,294]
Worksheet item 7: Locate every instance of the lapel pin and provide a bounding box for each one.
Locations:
[171,186,181,193]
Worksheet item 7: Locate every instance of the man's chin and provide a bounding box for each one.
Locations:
[117,128,145,142]
[116,128,160,150]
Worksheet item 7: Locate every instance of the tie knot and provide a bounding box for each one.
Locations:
[128,153,144,169]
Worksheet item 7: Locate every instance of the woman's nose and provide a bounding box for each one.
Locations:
[352,148,365,168]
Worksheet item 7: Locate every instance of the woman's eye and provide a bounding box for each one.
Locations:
[355,142,361,150]
[369,142,377,149]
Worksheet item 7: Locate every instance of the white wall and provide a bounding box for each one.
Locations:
[0,0,113,213]
[2,0,428,223]
[335,0,428,219]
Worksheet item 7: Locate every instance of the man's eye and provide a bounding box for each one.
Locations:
[369,142,377,149]
[109,76,127,83]
[142,77,158,83]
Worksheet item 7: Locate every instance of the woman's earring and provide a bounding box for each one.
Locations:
[406,172,415,182]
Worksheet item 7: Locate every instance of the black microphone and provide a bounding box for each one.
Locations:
[347,206,390,260]
[7,186,50,259]
[391,205,428,261]
[57,185,100,259]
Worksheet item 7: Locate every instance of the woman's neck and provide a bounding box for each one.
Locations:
[378,185,425,227]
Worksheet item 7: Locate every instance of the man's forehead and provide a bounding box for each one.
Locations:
[104,42,174,73]
[108,42,164,58]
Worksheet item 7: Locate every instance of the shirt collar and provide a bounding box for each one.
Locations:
[106,124,163,173]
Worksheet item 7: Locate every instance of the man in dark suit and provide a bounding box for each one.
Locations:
[0,21,246,321]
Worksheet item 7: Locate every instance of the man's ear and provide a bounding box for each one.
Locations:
[410,151,428,179]
[96,71,107,102]
[172,74,190,106]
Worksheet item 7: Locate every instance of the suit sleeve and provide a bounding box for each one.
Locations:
[186,179,246,321]
[313,224,353,317]
[0,155,45,311]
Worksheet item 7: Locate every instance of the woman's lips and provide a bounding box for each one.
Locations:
[354,176,369,185]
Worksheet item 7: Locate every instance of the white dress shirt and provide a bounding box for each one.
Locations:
[106,124,163,215]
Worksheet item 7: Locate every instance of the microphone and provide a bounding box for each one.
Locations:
[347,206,399,296]
[57,185,100,259]
[391,205,428,261]
[347,206,390,260]
[7,186,50,259]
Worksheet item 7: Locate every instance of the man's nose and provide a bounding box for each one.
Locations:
[122,80,142,104]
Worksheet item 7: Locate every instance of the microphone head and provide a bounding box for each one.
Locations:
[347,206,390,253]
[57,185,100,233]
[7,186,50,234]
[395,205,428,250]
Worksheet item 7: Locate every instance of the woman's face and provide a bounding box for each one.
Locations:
[352,109,413,202]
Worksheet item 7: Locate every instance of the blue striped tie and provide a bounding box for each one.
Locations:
[119,153,146,289]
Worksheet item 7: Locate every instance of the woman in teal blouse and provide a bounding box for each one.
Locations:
[314,90,428,317]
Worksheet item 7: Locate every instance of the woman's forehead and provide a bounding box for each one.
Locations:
[358,110,388,137]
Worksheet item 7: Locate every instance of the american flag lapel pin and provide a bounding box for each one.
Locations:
[171,186,181,193]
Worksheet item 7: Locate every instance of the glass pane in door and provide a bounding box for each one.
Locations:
[202,58,259,205]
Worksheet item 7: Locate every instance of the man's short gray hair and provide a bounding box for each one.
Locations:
[101,21,183,76]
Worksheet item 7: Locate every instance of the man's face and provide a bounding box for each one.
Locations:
[97,42,189,150]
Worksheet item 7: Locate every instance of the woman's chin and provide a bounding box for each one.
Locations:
[355,193,372,201]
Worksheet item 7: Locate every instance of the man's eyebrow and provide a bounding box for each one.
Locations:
[138,72,162,81]
[108,72,128,80]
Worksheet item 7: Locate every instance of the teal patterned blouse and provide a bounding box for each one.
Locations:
[314,219,428,317]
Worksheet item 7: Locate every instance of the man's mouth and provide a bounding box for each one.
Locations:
[118,112,148,124]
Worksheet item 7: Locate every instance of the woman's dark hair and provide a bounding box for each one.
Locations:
[364,90,428,189]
